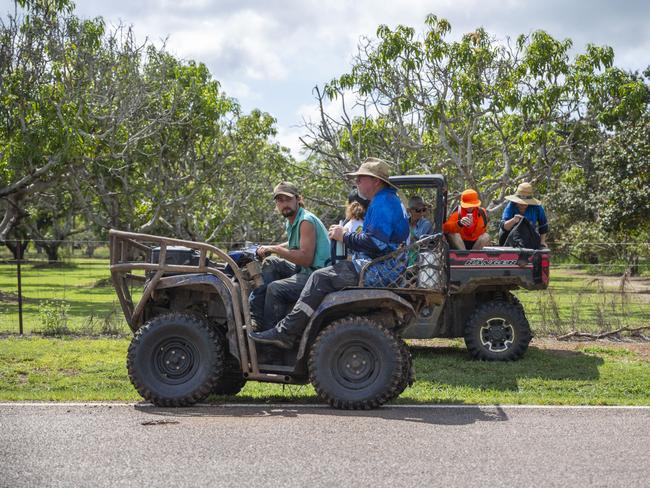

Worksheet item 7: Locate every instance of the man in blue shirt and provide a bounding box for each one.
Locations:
[249,158,409,349]
[500,182,549,247]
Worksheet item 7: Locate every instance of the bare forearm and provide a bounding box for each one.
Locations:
[503,217,519,231]
[269,245,313,267]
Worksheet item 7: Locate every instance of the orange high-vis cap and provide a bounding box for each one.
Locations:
[460,189,481,208]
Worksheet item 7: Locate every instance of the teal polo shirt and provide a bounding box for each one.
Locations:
[285,207,330,274]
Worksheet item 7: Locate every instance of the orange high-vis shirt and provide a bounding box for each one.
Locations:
[443,208,488,242]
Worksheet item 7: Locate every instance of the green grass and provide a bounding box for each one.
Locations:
[1,337,649,405]
[515,270,650,333]
[400,341,650,405]
[0,258,137,334]
[0,257,648,335]
[0,336,138,401]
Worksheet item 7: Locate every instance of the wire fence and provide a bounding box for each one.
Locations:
[0,240,648,336]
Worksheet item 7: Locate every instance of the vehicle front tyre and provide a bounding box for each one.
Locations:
[127,312,225,406]
[309,316,404,410]
[387,336,415,401]
[463,301,532,361]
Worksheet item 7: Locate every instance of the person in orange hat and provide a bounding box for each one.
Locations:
[443,189,490,250]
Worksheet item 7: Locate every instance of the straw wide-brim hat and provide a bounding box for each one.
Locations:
[505,182,542,206]
[345,157,398,189]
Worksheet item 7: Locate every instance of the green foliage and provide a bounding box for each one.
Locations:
[594,114,650,232]
[37,299,71,336]
[1,5,649,266]
[547,113,650,271]
[307,15,648,219]
[303,15,650,271]
[0,1,297,248]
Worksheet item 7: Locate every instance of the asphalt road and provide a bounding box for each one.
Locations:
[1,403,649,487]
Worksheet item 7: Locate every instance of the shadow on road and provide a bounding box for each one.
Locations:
[134,403,509,426]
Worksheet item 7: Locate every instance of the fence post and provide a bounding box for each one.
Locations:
[16,241,23,335]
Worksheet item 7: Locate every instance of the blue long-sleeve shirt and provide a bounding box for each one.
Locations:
[501,202,549,234]
[410,217,433,241]
[343,187,409,270]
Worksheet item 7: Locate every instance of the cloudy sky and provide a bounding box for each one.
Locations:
[4,0,650,158]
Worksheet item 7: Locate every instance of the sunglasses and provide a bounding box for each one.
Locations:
[411,207,427,213]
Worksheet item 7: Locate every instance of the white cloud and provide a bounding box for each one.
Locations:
[274,125,306,157]
[220,80,255,100]
[118,10,288,81]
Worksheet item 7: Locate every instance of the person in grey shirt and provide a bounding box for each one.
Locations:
[407,195,433,241]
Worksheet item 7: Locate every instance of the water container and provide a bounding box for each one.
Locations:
[418,251,440,289]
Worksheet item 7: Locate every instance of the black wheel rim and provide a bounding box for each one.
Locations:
[331,341,380,390]
[153,338,199,385]
[479,317,515,353]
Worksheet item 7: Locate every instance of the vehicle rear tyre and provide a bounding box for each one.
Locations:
[127,312,225,406]
[506,291,526,315]
[463,301,532,361]
[211,354,247,396]
[308,317,404,410]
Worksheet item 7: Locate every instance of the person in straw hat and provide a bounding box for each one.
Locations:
[443,189,490,250]
[500,182,549,247]
[249,157,409,349]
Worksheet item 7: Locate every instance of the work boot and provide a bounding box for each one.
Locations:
[248,328,294,349]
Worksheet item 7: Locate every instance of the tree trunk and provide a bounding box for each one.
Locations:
[84,243,97,258]
[629,254,639,277]
[43,242,61,263]
[5,240,30,260]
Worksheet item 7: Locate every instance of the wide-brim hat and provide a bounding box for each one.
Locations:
[460,189,481,208]
[505,182,541,206]
[345,157,398,189]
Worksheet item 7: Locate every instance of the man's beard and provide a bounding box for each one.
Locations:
[281,207,296,218]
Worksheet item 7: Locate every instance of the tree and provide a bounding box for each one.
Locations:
[302,15,647,214]
[549,108,650,274]
[1,0,298,252]
[0,0,78,240]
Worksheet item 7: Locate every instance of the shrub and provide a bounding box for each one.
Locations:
[37,300,72,336]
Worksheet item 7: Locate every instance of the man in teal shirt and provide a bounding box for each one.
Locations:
[249,182,330,332]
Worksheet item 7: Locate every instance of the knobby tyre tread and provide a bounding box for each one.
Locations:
[388,336,415,401]
[211,354,247,396]
[127,312,225,407]
[209,328,246,396]
[308,317,404,410]
[463,301,532,361]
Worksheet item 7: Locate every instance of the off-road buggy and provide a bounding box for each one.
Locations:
[109,175,549,409]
